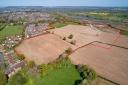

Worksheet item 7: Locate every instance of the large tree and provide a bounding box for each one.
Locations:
[27,61,35,68]
[0,67,6,85]
[76,65,97,85]
[8,71,27,85]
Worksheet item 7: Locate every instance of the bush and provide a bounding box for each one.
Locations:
[74,80,82,85]
[65,48,73,55]
[27,61,35,68]
[17,54,25,60]
[76,65,97,85]
[80,65,97,80]
[63,37,66,40]
[37,64,51,75]
[8,70,27,85]
[68,34,73,39]
[70,40,76,45]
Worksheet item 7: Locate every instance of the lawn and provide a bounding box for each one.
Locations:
[53,23,67,28]
[53,21,80,28]
[35,58,82,85]
[0,25,23,40]
[39,68,81,85]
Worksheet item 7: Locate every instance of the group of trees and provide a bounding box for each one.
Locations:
[74,65,97,85]
[17,54,25,60]
[62,34,74,40]
[0,48,97,85]
[5,56,76,85]
[0,61,36,85]
[38,56,71,76]
[63,34,76,45]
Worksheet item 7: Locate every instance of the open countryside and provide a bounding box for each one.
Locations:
[0,4,128,85]
[15,24,128,85]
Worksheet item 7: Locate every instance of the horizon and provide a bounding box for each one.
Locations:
[0,0,128,7]
[1,6,128,8]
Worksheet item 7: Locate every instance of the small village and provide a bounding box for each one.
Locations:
[0,25,50,78]
[0,12,51,78]
[0,35,24,78]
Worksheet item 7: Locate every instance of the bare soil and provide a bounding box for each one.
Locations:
[50,25,128,48]
[70,42,128,85]
[15,34,75,65]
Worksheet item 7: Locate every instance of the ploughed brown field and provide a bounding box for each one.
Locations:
[15,34,75,65]
[70,42,128,85]
[92,77,116,85]
[50,25,128,48]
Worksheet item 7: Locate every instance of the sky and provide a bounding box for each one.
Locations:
[0,0,128,7]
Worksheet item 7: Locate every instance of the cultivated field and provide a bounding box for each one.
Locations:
[15,25,128,84]
[70,42,128,85]
[50,25,128,48]
[50,25,100,47]
[15,34,75,65]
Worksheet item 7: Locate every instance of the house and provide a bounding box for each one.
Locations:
[6,61,25,78]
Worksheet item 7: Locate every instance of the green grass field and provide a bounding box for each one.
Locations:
[28,58,82,85]
[53,23,67,28]
[87,12,126,22]
[39,68,81,85]
[0,25,23,39]
[53,21,80,28]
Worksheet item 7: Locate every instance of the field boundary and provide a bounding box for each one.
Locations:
[71,41,127,85]
[98,75,120,85]
[94,41,128,50]
[73,40,128,53]
[89,24,123,50]
[92,30,121,50]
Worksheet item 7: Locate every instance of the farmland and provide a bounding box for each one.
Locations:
[74,12,128,23]
[87,12,127,22]
[15,34,75,65]
[15,24,128,85]
[70,42,128,85]
[0,6,128,85]
[0,25,23,40]
[50,25,128,48]
[52,22,67,28]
